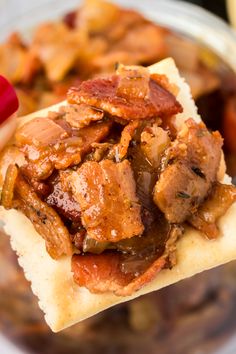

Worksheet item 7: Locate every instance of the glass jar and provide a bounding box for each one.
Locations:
[0,1,236,354]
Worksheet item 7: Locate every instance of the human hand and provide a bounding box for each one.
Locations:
[0,76,19,151]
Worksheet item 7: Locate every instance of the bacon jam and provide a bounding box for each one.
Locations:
[1,65,236,296]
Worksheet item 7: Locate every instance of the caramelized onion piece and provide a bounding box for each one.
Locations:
[78,121,112,156]
[141,124,170,167]
[14,173,72,259]
[83,235,110,254]
[1,164,18,209]
[72,252,133,294]
[128,142,157,211]
[189,183,236,239]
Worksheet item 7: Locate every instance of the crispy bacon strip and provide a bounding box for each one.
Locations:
[68,74,182,120]
[14,173,72,259]
[72,225,182,296]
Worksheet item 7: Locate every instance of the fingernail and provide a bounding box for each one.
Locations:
[0,75,19,125]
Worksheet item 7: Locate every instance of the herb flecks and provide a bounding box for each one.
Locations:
[176,191,191,199]
[191,166,205,179]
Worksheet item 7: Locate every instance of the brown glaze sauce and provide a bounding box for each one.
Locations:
[45,174,81,223]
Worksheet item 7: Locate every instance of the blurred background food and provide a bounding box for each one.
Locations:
[0,0,236,353]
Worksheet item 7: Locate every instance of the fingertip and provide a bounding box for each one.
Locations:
[0,75,19,124]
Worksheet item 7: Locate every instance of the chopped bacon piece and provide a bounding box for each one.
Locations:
[150,73,179,96]
[77,121,112,156]
[64,104,104,129]
[15,117,68,147]
[153,119,223,223]
[72,225,182,295]
[51,139,82,170]
[68,73,182,120]
[21,153,55,180]
[72,252,133,293]
[116,66,150,100]
[30,179,50,198]
[72,251,166,295]
[67,159,144,242]
[17,120,111,180]
[189,182,236,239]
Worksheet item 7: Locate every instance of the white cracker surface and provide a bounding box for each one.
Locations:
[0,58,235,332]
